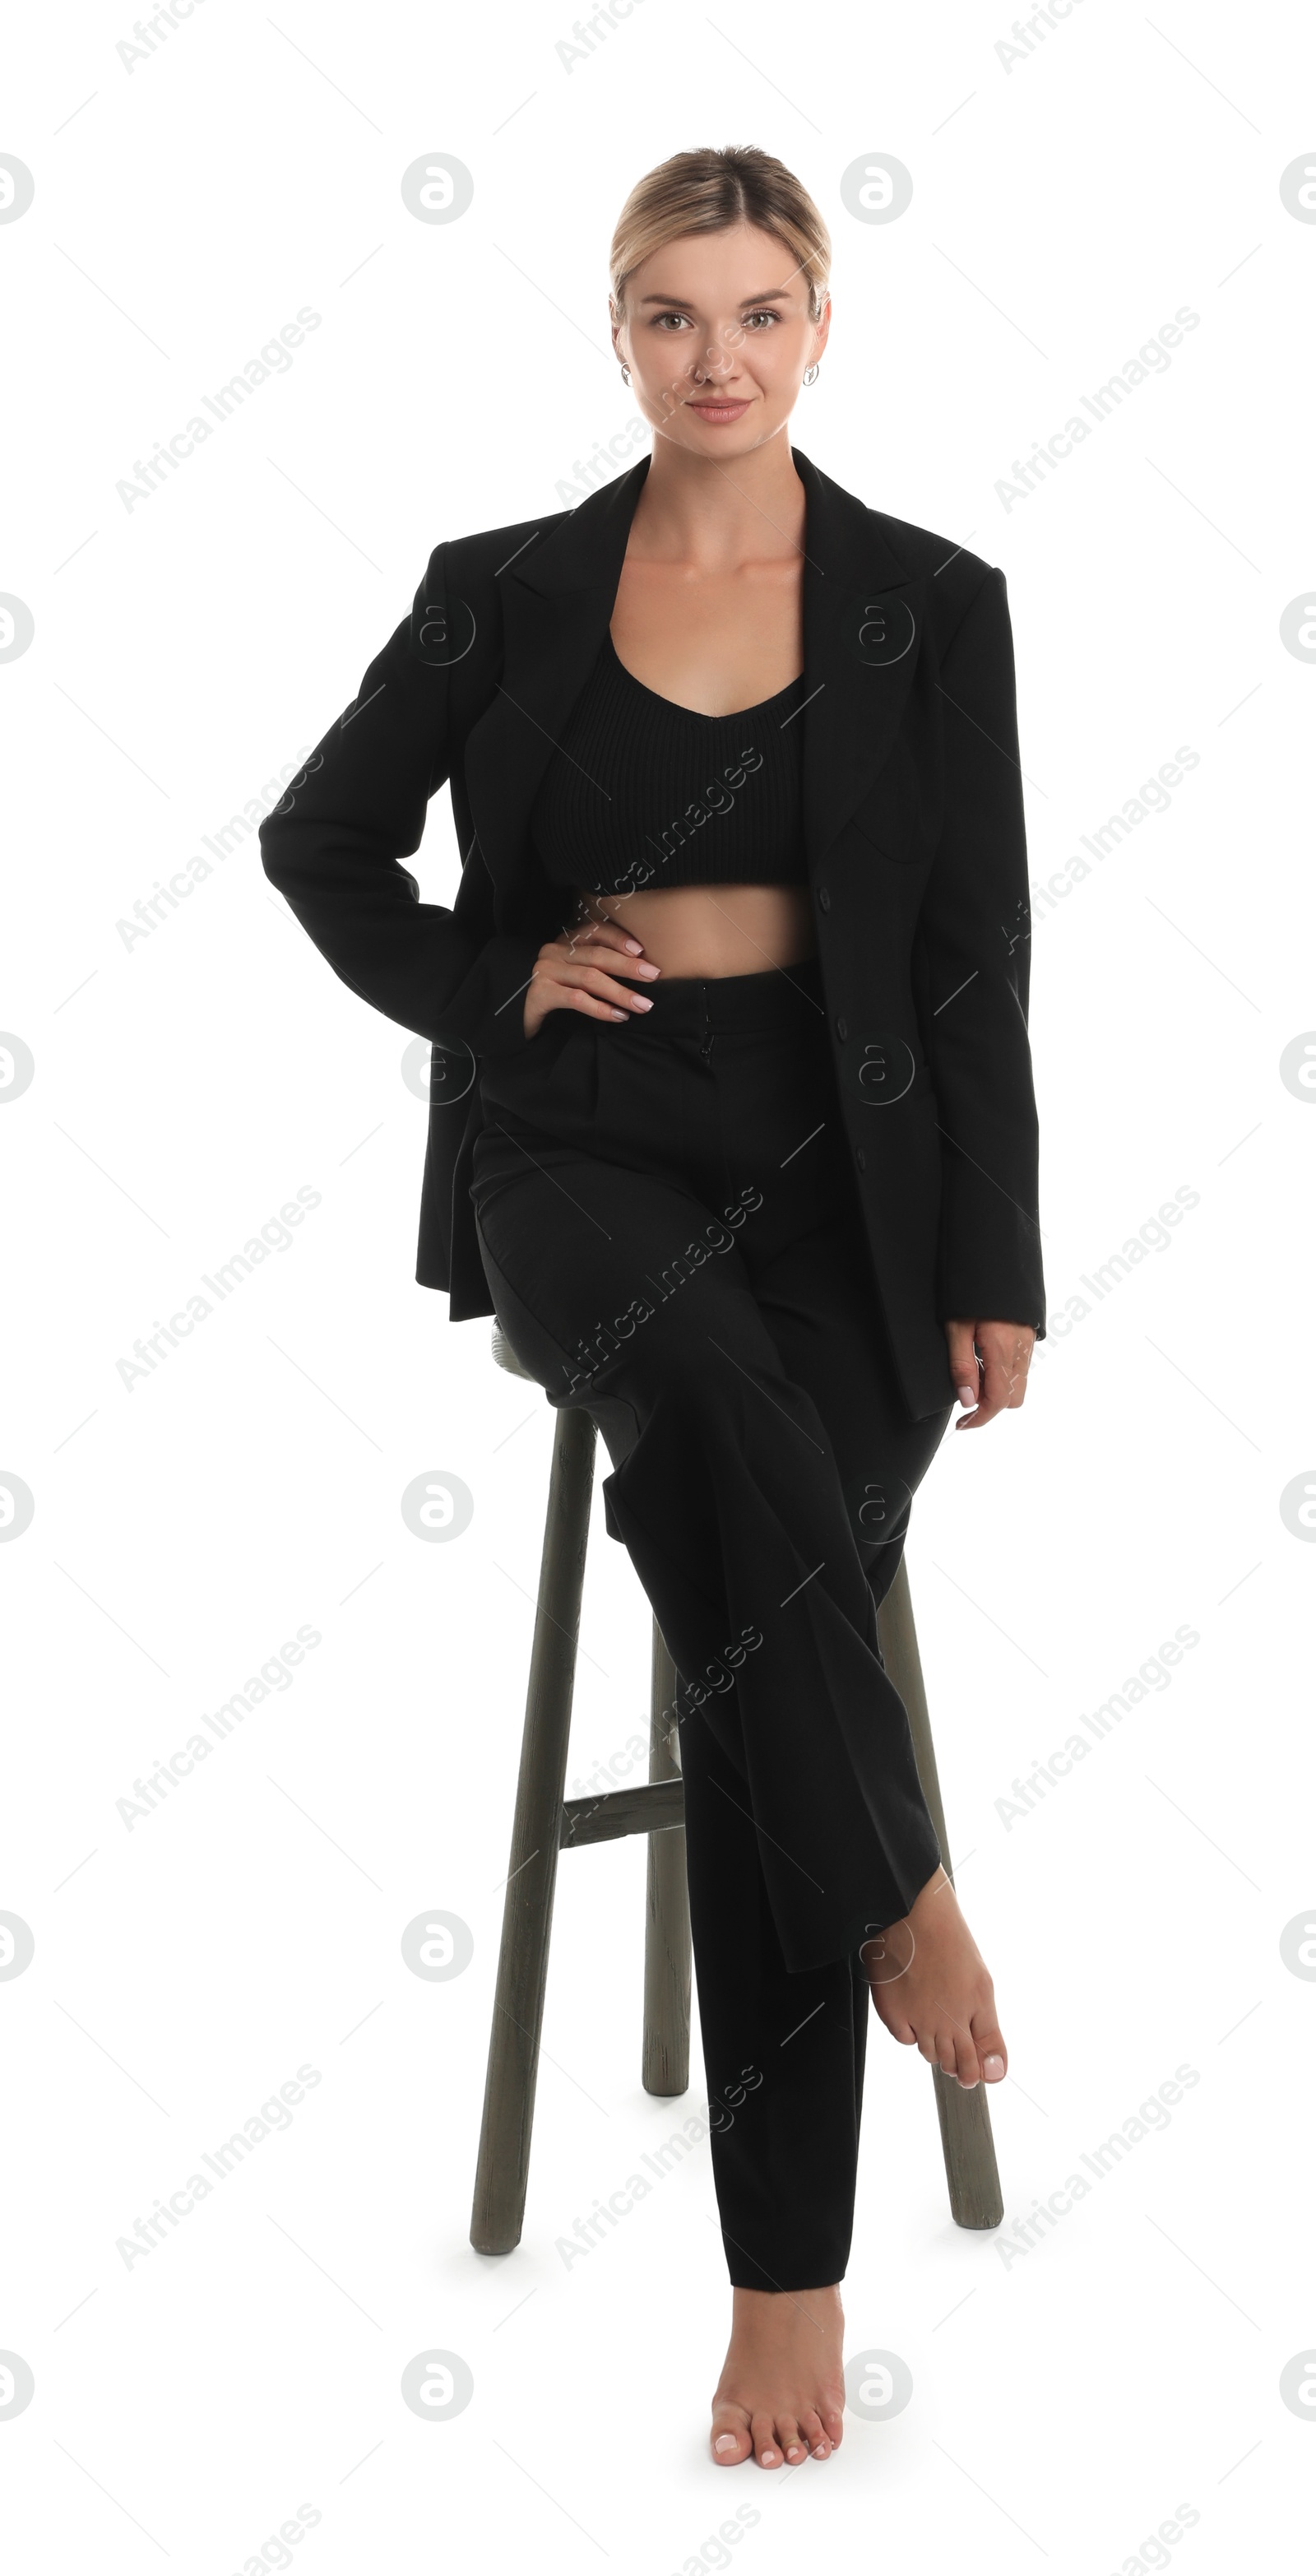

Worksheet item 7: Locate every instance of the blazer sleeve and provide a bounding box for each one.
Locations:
[915,565,1046,1336]
[257,542,541,1058]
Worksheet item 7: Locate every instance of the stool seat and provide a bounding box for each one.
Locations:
[491,1321,535,1382]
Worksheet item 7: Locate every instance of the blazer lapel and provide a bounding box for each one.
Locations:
[794,447,925,873]
[461,443,924,905]
[461,461,651,907]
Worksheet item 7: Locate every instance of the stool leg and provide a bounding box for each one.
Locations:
[470,1405,597,2257]
[876,1555,1005,2230]
[642,1622,692,2096]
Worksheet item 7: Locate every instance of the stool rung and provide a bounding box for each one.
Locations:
[559,1778,686,1849]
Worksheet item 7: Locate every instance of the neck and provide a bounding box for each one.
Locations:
[627,421,806,571]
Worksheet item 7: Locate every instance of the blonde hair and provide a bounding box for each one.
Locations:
[609,146,831,325]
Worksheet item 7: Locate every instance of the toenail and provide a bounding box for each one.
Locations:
[984,2054,1004,2077]
[714,2435,739,2453]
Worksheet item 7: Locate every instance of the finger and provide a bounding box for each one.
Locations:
[975,1345,1023,1423]
[950,2022,982,2087]
[943,1320,980,1413]
[564,917,647,956]
[965,1371,1005,1427]
[557,963,655,1013]
[975,1325,1034,1408]
[564,951,660,983]
[559,931,660,981]
[952,1363,984,1426]
[535,982,632,1025]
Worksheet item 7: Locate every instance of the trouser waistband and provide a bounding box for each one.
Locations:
[631,952,826,1039]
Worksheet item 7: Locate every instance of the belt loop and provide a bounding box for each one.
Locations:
[698,980,715,1064]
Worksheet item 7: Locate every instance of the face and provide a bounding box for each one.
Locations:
[611,220,830,459]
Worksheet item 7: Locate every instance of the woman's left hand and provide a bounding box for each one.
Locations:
[943,1319,1036,1429]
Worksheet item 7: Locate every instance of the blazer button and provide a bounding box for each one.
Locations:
[855,1145,867,1172]
[836,1015,848,1042]
[818,886,831,912]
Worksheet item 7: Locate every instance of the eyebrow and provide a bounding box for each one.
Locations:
[635,287,794,308]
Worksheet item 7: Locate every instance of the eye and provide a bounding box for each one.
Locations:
[652,310,693,331]
[743,308,779,329]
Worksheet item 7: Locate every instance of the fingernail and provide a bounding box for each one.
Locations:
[624,939,642,952]
[633,996,653,1010]
[610,1009,627,1021]
[957,1384,976,1405]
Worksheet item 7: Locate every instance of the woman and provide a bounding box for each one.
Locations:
[259,145,1045,2473]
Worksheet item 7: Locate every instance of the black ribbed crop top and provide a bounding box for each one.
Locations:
[529,631,809,900]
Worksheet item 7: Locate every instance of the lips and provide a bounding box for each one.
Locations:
[687,399,752,420]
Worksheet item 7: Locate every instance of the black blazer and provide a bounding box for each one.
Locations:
[258,445,1045,1423]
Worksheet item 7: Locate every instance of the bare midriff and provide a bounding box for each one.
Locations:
[572,881,816,980]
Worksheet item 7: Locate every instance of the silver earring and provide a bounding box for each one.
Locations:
[804,362,820,386]
[619,363,631,385]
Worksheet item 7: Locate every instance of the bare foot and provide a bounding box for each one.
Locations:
[710,2282,846,2467]
[861,1866,1007,2089]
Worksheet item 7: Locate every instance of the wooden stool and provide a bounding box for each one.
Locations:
[470,1320,1003,2257]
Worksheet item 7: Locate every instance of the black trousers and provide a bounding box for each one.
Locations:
[470,956,952,2289]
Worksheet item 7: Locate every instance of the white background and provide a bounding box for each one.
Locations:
[2,1,1314,2568]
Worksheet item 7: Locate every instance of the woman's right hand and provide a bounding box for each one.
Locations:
[522,916,660,1039]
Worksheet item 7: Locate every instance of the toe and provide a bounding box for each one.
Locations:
[952,2026,981,2087]
[749,2409,781,2467]
[973,2006,1007,2080]
[935,2026,961,2078]
[821,2401,845,2451]
[776,2415,805,2464]
[711,2406,752,2466]
[799,2406,831,2459]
